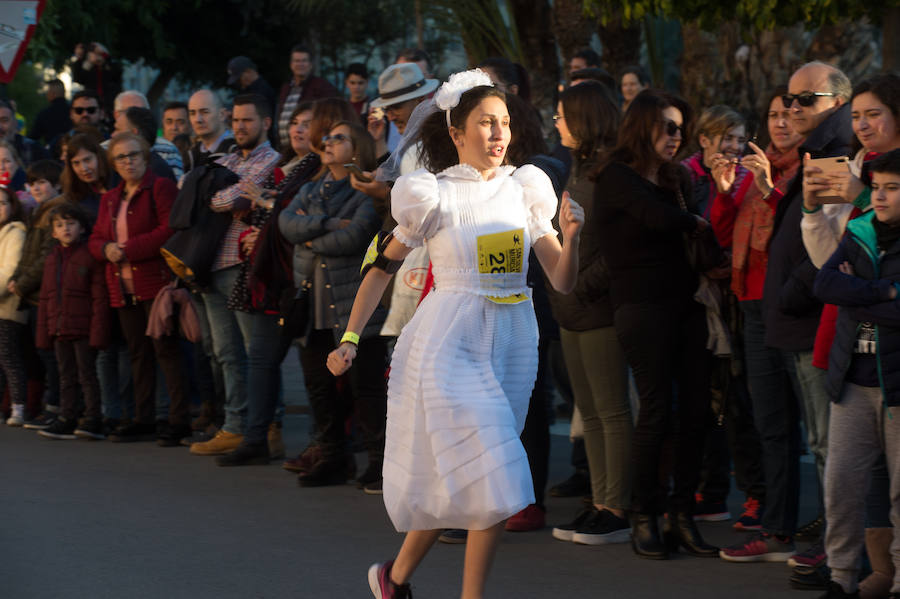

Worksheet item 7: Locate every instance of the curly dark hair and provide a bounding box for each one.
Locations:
[418,86,507,173]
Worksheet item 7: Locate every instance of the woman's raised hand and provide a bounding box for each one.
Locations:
[560,191,584,241]
[740,141,774,195]
[327,343,357,376]
[710,153,736,194]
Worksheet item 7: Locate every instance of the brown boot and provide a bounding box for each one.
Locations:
[268,423,285,459]
[189,430,243,455]
[859,527,894,599]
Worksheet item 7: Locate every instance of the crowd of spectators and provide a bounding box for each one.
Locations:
[2,38,900,599]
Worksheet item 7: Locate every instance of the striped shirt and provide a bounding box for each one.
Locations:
[210,141,280,271]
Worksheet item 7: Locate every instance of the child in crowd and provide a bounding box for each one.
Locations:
[9,160,64,429]
[36,203,108,440]
[0,180,28,425]
[813,148,900,598]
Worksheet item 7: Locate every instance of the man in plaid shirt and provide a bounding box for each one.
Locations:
[189,93,281,461]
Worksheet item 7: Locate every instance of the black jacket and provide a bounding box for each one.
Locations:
[593,161,699,308]
[545,153,614,330]
[185,136,237,174]
[162,163,239,288]
[28,97,72,146]
[763,103,852,350]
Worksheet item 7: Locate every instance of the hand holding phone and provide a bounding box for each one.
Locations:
[344,164,374,183]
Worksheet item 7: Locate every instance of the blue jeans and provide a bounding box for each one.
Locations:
[234,310,283,444]
[741,300,801,536]
[97,341,134,421]
[200,266,248,435]
[190,292,225,419]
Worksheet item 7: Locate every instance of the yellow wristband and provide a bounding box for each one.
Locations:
[340,331,360,346]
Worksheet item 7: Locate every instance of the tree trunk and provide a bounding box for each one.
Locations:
[146,67,175,110]
[414,0,424,49]
[551,0,593,68]
[597,15,641,82]
[510,0,559,114]
[885,7,900,72]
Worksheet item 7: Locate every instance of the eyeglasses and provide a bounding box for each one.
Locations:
[552,114,565,122]
[782,92,837,108]
[112,151,143,164]
[661,120,683,137]
[322,133,351,145]
[73,106,98,115]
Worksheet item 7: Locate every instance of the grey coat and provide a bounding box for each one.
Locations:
[278,175,385,342]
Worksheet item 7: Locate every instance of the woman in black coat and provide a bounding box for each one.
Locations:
[591,89,716,559]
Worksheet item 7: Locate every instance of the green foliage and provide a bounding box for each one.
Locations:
[7,63,45,131]
[585,0,900,30]
[426,0,523,64]
[28,0,312,89]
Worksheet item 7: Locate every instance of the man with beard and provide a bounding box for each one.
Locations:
[69,90,104,132]
[188,94,280,461]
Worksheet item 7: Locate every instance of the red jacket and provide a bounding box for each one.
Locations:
[36,242,109,349]
[88,170,177,307]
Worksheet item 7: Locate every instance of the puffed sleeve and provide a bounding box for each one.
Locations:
[513,164,558,244]
[390,168,441,248]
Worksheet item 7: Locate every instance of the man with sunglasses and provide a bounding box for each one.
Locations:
[722,61,852,566]
[69,91,104,129]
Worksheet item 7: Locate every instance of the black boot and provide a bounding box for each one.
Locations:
[215,441,270,466]
[663,512,719,557]
[631,513,668,560]
[298,457,349,487]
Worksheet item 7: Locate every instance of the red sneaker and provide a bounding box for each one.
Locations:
[367,560,413,598]
[733,497,763,531]
[505,504,546,532]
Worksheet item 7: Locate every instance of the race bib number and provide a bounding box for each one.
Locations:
[477,228,527,304]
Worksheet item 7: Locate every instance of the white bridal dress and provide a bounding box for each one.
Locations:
[383,162,557,531]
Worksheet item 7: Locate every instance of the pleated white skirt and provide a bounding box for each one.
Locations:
[382,289,537,532]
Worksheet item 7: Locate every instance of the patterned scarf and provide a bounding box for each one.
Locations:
[731,141,803,297]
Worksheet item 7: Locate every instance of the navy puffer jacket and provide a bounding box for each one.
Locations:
[278,175,385,343]
[814,212,900,406]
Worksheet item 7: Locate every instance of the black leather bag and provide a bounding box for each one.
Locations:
[676,189,725,273]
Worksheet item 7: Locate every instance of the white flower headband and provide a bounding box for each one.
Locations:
[433,68,494,129]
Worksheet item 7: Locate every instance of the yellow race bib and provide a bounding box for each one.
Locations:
[476,228,528,304]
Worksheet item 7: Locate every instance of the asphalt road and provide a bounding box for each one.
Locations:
[0,413,823,599]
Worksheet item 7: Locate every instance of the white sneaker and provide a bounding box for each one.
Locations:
[6,404,25,426]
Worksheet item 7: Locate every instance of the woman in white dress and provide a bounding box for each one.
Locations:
[327,70,584,599]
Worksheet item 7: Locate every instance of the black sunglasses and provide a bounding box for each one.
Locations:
[781,92,836,108]
[661,119,683,137]
[73,106,98,115]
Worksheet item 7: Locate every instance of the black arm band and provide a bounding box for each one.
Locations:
[360,230,404,278]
